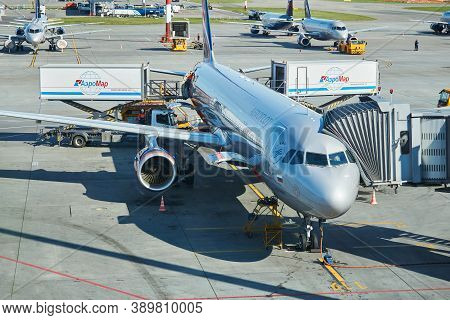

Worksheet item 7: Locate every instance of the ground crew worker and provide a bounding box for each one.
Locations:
[138,109,146,124]
[414,39,419,51]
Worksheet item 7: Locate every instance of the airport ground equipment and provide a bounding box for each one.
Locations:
[170,21,189,52]
[438,89,450,108]
[244,196,283,249]
[40,64,149,101]
[270,60,379,99]
[323,96,450,187]
[336,39,366,55]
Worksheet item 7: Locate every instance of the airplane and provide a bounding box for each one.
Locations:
[412,11,449,35]
[294,0,385,47]
[228,0,384,47]
[228,0,301,36]
[0,0,360,252]
[0,0,108,53]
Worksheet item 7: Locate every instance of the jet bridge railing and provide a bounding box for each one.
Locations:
[146,80,183,100]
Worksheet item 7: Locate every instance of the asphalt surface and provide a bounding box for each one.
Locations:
[0,2,449,300]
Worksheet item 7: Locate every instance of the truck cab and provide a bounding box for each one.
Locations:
[148,109,177,127]
[438,89,450,108]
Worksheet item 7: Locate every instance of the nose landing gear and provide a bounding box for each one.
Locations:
[297,212,326,254]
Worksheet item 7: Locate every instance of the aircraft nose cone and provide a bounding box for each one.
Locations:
[320,185,357,218]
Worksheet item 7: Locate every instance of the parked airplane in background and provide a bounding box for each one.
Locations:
[229,0,300,36]
[0,0,360,251]
[413,11,449,35]
[0,0,108,52]
[295,0,385,47]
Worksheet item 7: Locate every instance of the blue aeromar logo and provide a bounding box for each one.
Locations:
[74,71,109,95]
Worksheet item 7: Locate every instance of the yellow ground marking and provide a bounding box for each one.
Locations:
[330,282,343,292]
[353,242,436,249]
[354,281,368,290]
[29,52,37,68]
[72,36,81,64]
[229,164,282,218]
[321,258,352,291]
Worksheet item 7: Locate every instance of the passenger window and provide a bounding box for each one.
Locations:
[305,152,328,166]
[345,150,356,163]
[290,151,304,165]
[282,149,296,163]
[329,152,347,166]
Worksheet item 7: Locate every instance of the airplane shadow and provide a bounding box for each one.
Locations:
[0,138,449,284]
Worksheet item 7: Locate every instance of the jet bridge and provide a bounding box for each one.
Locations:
[323,96,450,187]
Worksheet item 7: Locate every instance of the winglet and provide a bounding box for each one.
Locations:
[304,0,311,19]
[202,0,215,63]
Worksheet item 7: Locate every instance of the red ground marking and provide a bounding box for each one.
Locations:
[0,254,148,300]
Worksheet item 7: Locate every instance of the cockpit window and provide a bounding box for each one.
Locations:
[282,149,296,163]
[329,152,347,166]
[290,151,304,165]
[346,150,356,163]
[305,152,328,166]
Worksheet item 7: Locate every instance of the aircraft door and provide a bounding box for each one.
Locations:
[272,64,286,94]
[296,67,308,95]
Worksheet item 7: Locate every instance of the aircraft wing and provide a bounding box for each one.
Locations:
[349,26,387,34]
[0,110,225,146]
[46,29,111,39]
[411,19,448,25]
[223,21,264,26]
[47,22,103,29]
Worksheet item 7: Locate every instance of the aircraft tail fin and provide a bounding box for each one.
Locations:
[304,0,311,19]
[286,0,294,17]
[35,0,41,19]
[202,0,215,63]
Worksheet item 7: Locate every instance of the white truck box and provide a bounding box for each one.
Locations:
[40,64,147,101]
[271,60,379,98]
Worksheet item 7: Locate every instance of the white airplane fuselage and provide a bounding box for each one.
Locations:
[187,62,360,219]
[302,18,349,41]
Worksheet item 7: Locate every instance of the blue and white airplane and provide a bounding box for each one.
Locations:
[413,11,449,35]
[0,0,360,251]
[0,0,107,52]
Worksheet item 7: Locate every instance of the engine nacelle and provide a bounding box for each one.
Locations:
[288,25,300,33]
[16,28,25,36]
[56,39,68,49]
[348,35,358,41]
[56,27,65,35]
[250,26,260,34]
[134,147,177,191]
[4,39,16,49]
[298,35,311,47]
[430,23,445,34]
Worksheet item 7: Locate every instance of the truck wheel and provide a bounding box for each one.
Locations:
[72,135,86,148]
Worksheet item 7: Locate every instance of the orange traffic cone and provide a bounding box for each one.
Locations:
[159,196,167,212]
[370,189,378,205]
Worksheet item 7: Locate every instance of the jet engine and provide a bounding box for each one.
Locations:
[430,23,445,34]
[250,26,260,34]
[348,35,358,41]
[288,25,300,33]
[16,28,25,36]
[56,39,68,50]
[56,27,65,35]
[298,35,311,47]
[134,147,177,191]
[4,39,16,50]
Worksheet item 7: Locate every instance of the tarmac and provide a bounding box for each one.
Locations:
[0,2,449,300]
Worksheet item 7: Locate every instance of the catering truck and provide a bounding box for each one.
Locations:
[270,60,379,98]
[40,64,149,101]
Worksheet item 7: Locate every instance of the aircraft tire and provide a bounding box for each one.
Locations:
[298,233,307,252]
[310,231,320,251]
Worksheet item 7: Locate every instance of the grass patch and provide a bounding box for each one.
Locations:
[324,0,404,3]
[404,6,450,13]
[60,17,247,25]
[221,7,376,21]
